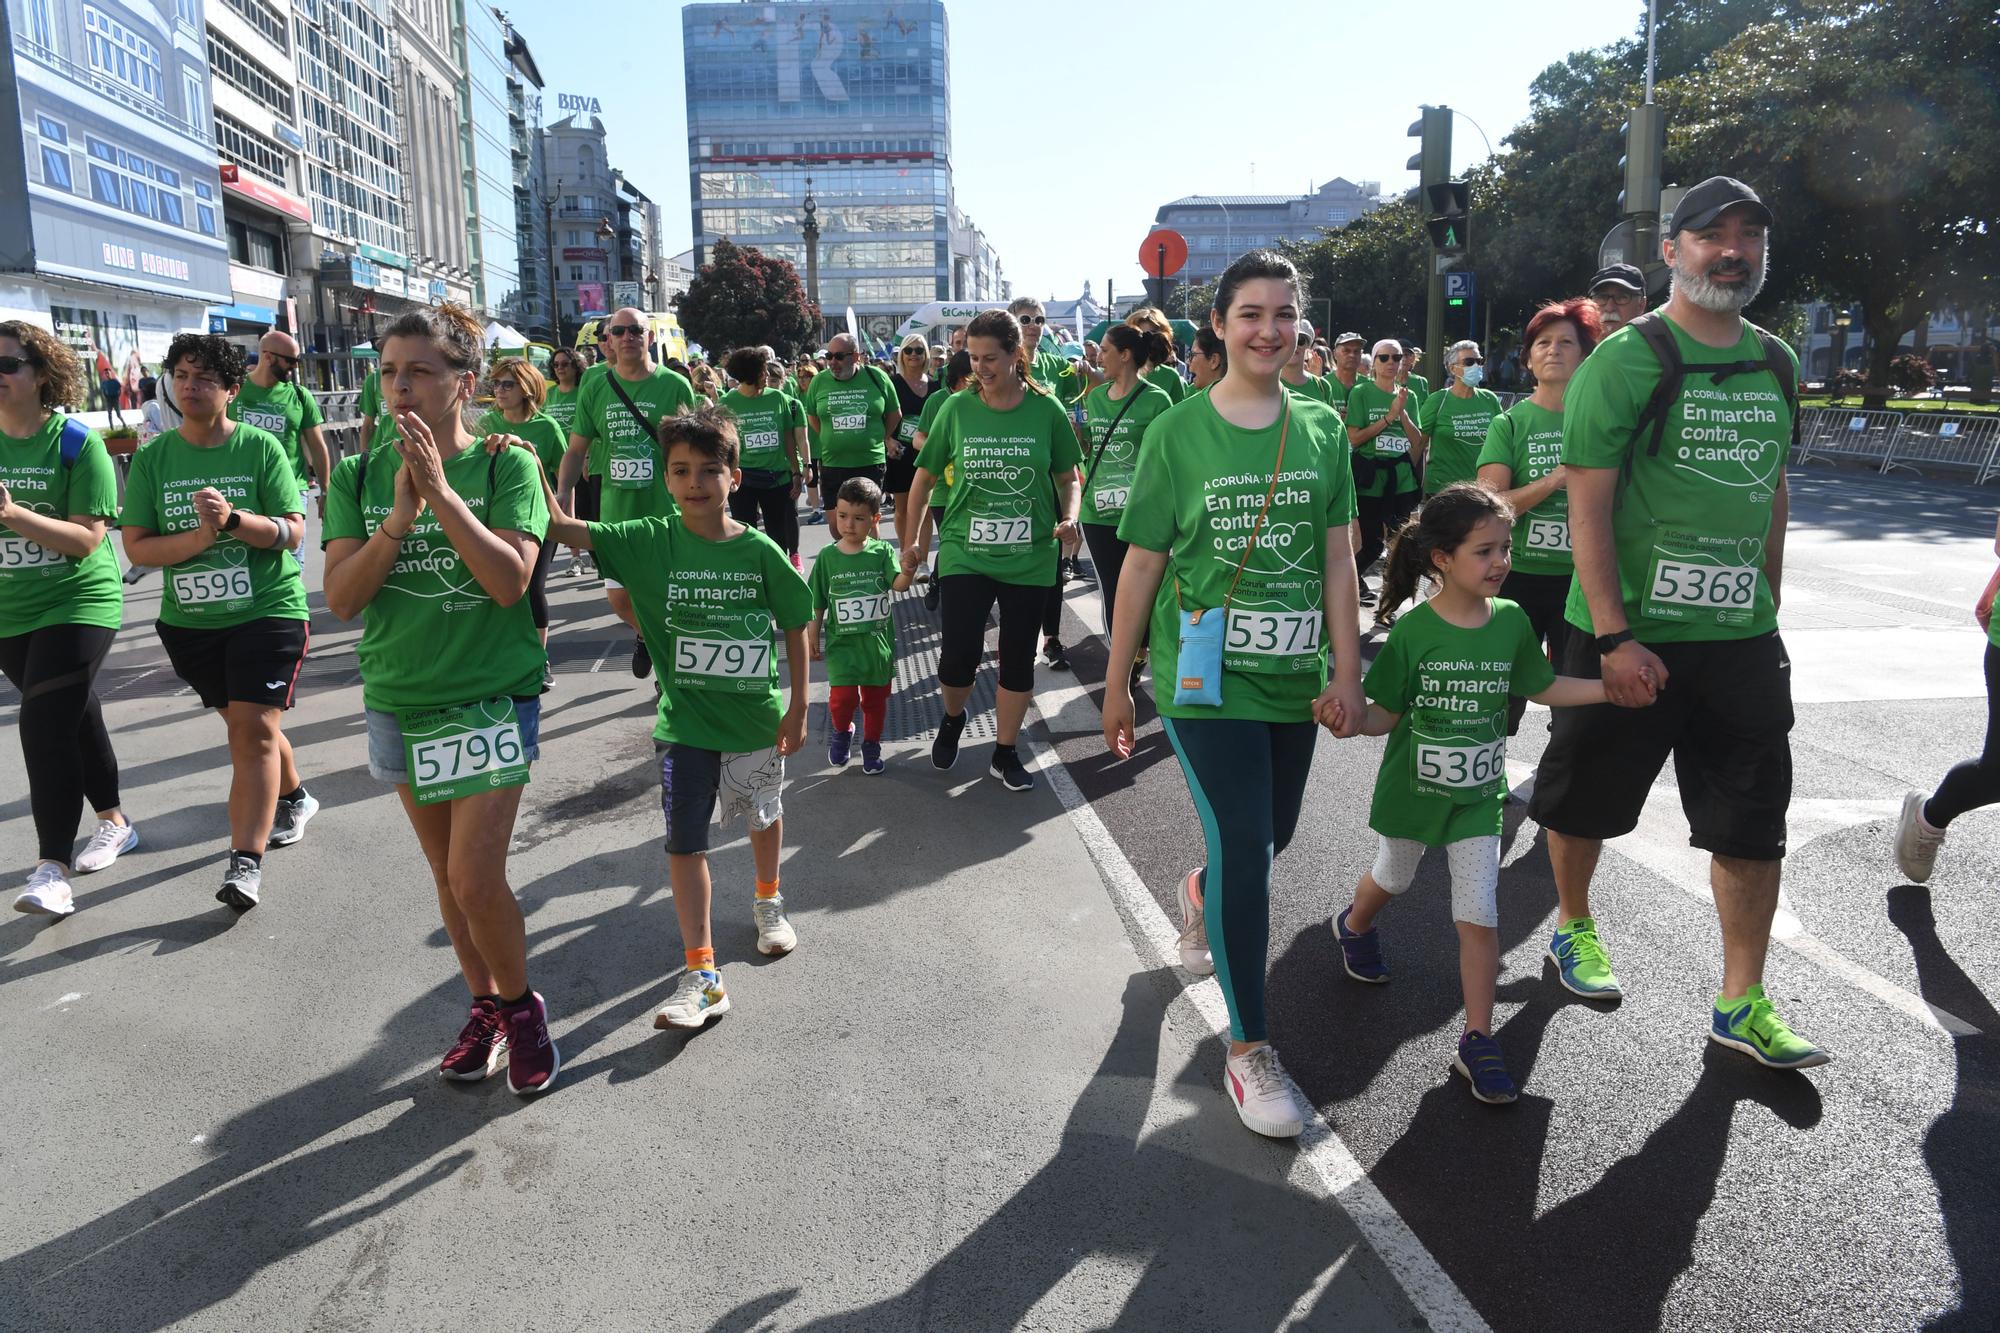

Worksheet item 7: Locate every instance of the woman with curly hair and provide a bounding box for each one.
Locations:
[0,321,134,917]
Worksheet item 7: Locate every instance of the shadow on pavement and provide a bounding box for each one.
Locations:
[1887,884,2000,1332]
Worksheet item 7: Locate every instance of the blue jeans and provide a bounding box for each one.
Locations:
[366,697,541,785]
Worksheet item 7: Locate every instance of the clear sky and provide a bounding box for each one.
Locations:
[516,0,1644,302]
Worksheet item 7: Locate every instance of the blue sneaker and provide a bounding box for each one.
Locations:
[1453,1030,1518,1103]
[1334,907,1390,984]
[1548,917,1623,999]
[861,741,884,775]
[829,725,853,768]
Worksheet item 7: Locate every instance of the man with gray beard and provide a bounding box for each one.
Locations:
[1526,177,1829,1072]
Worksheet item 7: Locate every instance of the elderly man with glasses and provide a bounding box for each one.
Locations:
[555,306,697,680]
[804,333,902,524]
[1588,262,1649,335]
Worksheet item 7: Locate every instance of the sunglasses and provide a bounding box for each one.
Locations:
[1019,314,1046,325]
[0,355,27,375]
[1376,353,1404,363]
[607,324,645,338]
[900,348,925,356]
[828,351,855,362]
[1462,357,1485,366]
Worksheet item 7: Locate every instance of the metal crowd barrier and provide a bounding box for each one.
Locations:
[1796,407,1903,467]
[1883,414,2000,483]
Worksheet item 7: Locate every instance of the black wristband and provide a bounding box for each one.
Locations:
[222,510,243,532]
[1594,628,1635,655]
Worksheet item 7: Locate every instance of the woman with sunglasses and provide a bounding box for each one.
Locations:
[1346,340,1426,613]
[0,322,134,917]
[1418,340,1502,498]
[480,359,567,687]
[324,304,558,1095]
[888,333,940,544]
[1187,325,1227,394]
[1102,251,1362,1139]
[1476,298,1600,733]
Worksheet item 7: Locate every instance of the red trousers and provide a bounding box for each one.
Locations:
[828,684,890,741]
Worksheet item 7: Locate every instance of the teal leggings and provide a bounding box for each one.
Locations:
[1162,715,1319,1042]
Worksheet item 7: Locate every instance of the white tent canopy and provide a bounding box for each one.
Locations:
[483,321,528,349]
[891,300,1013,344]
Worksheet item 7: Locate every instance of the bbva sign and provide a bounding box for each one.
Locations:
[556,93,602,115]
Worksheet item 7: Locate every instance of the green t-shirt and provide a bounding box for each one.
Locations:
[1365,599,1555,846]
[358,370,400,450]
[915,388,962,508]
[805,366,896,468]
[323,443,549,713]
[1403,373,1432,409]
[719,388,795,478]
[476,410,567,485]
[574,365,695,522]
[589,518,812,752]
[1476,401,1571,575]
[0,415,123,637]
[1117,392,1358,724]
[1560,316,1796,642]
[1144,364,1187,405]
[1079,380,1172,526]
[808,538,901,687]
[1344,380,1421,498]
[1030,344,1071,397]
[1418,387,1503,495]
[1283,373,1337,410]
[916,389,1081,587]
[230,378,325,485]
[119,424,308,628]
[544,384,581,436]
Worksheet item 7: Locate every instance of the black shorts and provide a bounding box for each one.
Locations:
[883,450,918,496]
[157,616,310,710]
[572,473,602,524]
[1529,630,1793,861]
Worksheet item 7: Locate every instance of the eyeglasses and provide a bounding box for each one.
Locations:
[1376,353,1404,363]
[1019,314,1046,325]
[607,324,645,338]
[0,355,26,375]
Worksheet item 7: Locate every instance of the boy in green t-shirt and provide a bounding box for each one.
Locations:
[539,406,812,1032]
[807,475,916,775]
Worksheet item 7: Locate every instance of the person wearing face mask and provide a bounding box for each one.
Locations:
[231,331,331,571]
[1418,340,1502,498]
[1476,300,1600,735]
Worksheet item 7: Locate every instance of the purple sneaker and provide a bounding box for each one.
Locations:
[440,998,508,1081]
[500,992,560,1096]
[829,725,854,768]
[861,741,884,774]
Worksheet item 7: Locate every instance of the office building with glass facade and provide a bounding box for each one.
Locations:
[681,0,998,346]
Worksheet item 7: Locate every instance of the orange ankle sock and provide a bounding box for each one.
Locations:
[685,946,715,973]
[755,878,780,900]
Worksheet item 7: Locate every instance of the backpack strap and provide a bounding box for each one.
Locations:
[57,416,89,468]
[1626,311,1684,475]
[1752,324,1800,446]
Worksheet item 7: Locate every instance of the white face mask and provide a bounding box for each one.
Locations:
[1460,364,1484,388]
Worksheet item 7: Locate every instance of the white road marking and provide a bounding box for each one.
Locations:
[1506,762,1978,1036]
[43,991,83,1010]
[1027,712,1491,1333]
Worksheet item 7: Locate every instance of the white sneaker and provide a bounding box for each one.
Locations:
[14,863,75,918]
[267,791,319,847]
[1223,1043,1306,1138]
[1894,790,1946,884]
[73,818,138,873]
[653,969,730,1029]
[753,893,797,955]
[1177,868,1214,975]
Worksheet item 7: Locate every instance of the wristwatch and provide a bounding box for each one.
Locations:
[221,511,243,532]
[1594,628,1634,655]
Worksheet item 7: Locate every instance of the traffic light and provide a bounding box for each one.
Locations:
[1426,180,1470,256]
[1406,105,1450,198]
[1618,104,1664,217]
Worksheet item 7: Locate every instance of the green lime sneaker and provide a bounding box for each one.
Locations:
[1548,917,1623,999]
[1709,984,1831,1069]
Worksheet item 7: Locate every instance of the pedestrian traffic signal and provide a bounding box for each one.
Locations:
[1426,180,1470,256]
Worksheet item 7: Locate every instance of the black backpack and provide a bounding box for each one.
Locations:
[1623,310,1798,486]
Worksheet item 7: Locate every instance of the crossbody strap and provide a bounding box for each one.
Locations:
[1179,395,1291,620]
[604,372,657,440]
[1080,383,1148,494]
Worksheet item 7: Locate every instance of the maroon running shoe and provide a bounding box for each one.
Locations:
[440,999,508,1081]
[500,991,561,1096]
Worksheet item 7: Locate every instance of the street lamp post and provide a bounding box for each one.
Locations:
[537,175,563,346]
[801,175,821,337]
[596,216,617,311]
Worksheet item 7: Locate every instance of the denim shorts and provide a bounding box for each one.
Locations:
[366,696,541,785]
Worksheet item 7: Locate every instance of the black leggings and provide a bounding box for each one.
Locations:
[0,623,121,865]
[1927,640,2000,828]
[938,573,1047,694]
[527,536,554,629]
[729,481,800,556]
[1500,569,1576,735]
[1081,521,1152,652]
[1355,489,1420,585]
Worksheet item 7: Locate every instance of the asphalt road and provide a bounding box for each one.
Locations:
[0,460,1992,1331]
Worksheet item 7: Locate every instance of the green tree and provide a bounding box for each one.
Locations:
[671,238,819,362]
[1165,278,1217,324]
[1285,201,1429,342]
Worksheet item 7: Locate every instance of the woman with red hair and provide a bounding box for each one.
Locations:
[1475,297,1603,734]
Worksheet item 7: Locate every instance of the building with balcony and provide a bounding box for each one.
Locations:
[681,0,1001,347]
[0,0,232,415]
[1153,179,1384,285]
[535,113,619,332]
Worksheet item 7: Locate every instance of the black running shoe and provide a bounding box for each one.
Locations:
[1357,583,1377,607]
[1044,638,1072,671]
[922,576,941,612]
[932,710,967,769]
[631,637,653,679]
[989,746,1034,792]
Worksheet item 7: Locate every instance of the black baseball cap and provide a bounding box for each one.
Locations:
[1588,263,1645,294]
[1669,176,1773,235]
